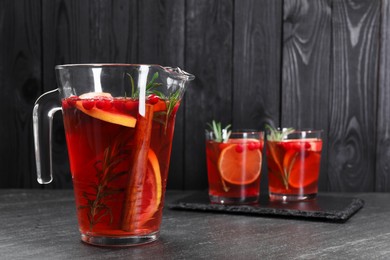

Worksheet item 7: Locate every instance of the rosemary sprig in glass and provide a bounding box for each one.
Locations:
[207,120,232,143]
[207,120,232,192]
[265,125,297,189]
[265,124,295,141]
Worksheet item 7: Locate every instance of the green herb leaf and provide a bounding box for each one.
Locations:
[265,124,297,189]
[207,120,231,143]
[265,124,295,141]
[127,72,183,133]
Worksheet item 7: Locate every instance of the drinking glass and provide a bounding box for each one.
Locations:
[266,129,323,201]
[205,130,264,204]
[33,64,194,246]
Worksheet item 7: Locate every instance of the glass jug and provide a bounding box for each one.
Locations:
[33,64,194,246]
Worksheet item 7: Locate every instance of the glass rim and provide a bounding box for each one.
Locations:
[265,128,323,141]
[290,129,323,134]
[266,128,323,134]
[55,63,195,81]
[230,129,264,135]
[205,129,264,134]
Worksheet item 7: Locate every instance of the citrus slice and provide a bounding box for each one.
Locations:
[308,139,322,152]
[152,99,167,112]
[74,93,137,127]
[288,152,321,188]
[139,149,162,225]
[218,144,262,185]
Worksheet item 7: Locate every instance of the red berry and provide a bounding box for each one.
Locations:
[82,100,95,110]
[113,99,125,111]
[96,99,113,110]
[235,144,244,153]
[124,100,139,112]
[147,94,159,105]
[62,100,69,109]
[66,96,78,107]
[248,142,260,151]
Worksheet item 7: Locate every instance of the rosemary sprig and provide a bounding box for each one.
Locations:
[78,132,129,230]
[127,72,163,98]
[207,120,231,143]
[265,125,296,189]
[265,124,295,141]
[207,120,232,192]
[127,72,181,132]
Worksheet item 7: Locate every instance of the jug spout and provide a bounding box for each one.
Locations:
[140,65,194,103]
[164,67,195,81]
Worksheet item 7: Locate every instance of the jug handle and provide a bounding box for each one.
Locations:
[33,89,62,184]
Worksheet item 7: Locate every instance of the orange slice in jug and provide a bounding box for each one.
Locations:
[218,143,262,185]
[138,149,162,225]
[74,92,137,127]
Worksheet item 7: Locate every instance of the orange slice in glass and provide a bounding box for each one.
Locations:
[288,152,321,188]
[218,144,262,185]
[74,93,137,127]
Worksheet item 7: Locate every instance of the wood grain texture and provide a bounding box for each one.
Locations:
[375,0,390,191]
[328,0,380,191]
[184,0,234,189]
[41,0,139,188]
[233,0,282,130]
[138,0,186,189]
[233,0,282,193]
[0,0,42,188]
[281,0,331,191]
[1,0,390,191]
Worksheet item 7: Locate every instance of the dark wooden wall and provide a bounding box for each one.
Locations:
[1,0,389,192]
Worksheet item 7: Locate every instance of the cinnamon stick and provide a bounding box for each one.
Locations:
[121,104,154,231]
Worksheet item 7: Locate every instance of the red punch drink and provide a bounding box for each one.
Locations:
[62,94,178,242]
[205,129,263,204]
[266,128,322,201]
[33,64,194,246]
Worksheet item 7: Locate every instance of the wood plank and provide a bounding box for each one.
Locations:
[233,0,283,193]
[281,0,332,191]
[233,0,282,130]
[0,0,386,192]
[41,0,138,188]
[138,0,186,189]
[42,0,91,189]
[138,0,185,66]
[185,0,234,189]
[328,0,380,191]
[375,0,390,191]
[0,0,42,188]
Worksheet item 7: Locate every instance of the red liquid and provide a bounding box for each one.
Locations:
[266,139,322,199]
[62,96,177,237]
[206,139,263,204]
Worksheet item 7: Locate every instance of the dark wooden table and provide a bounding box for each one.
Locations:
[1,190,389,259]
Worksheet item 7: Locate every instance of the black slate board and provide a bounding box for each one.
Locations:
[168,192,364,223]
